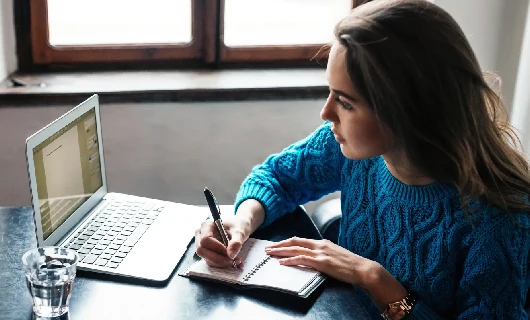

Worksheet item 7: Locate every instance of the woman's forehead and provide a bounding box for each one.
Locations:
[326,44,354,93]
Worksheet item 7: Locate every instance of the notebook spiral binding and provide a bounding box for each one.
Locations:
[242,255,272,282]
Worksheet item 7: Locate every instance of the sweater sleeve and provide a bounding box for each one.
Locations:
[234,122,343,227]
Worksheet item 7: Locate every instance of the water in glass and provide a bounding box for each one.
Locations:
[22,247,78,317]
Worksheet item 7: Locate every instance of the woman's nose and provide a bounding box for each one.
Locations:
[320,96,336,121]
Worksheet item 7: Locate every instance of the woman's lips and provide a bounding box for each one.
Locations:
[333,133,345,143]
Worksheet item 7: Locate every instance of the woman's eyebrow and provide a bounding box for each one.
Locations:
[331,89,358,102]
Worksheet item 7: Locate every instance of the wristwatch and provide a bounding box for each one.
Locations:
[381,293,416,320]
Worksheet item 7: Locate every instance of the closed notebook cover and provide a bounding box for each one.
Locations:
[180,238,326,298]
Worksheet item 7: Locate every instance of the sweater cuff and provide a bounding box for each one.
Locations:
[408,300,445,320]
[234,183,286,228]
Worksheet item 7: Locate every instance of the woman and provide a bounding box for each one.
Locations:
[195,0,530,318]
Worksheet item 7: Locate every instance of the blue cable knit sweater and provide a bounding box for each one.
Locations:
[234,122,530,319]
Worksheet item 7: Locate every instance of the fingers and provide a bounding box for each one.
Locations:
[196,245,238,268]
[267,237,319,250]
[227,230,245,259]
[200,219,217,239]
[278,255,321,269]
[195,220,230,267]
[265,245,316,258]
[195,219,248,268]
[200,235,229,255]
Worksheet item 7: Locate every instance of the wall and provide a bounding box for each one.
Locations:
[0,100,338,214]
[435,0,529,110]
[510,3,530,155]
[0,0,17,81]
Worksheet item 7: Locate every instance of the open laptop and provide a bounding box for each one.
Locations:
[25,94,208,282]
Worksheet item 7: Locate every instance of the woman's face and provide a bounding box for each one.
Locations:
[320,42,391,160]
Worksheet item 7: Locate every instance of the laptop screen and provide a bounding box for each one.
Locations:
[32,107,103,240]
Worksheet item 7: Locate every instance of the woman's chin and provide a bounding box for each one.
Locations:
[339,144,371,160]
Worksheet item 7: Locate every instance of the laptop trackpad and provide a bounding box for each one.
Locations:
[117,204,206,281]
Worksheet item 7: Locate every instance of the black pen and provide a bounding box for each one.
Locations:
[203,187,238,269]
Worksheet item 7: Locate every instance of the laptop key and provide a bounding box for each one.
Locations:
[118,246,131,253]
[108,243,120,250]
[73,240,85,247]
[121,231,132,237]
[143,203,155,210]
[83,230,95,236]
[78,253,86,262]
[114,251,127,259]
[99,239,111,245]
[95,244,107,251]
[82,254,98,264]
[100,253,113,260]
[84,243,95,249]
[91,248,104,255]
[91,235,103,240]
[106,262,119,269]
[70,244,81,250]
[110,257,123,263]
[94,258,108,267]
[104,248,117,255]
[79,247,91,254]
[142,219,154,225]
[123,224,149,247]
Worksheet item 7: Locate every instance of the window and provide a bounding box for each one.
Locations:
[222,0,352,62]
[28,0,355,65]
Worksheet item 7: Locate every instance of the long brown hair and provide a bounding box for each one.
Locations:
[335,0,530,214]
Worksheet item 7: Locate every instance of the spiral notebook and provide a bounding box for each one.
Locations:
[182,238,326,298]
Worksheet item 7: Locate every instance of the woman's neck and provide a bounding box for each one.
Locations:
[382,152,435,186]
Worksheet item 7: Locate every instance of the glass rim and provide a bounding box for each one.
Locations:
[22,246,79,270]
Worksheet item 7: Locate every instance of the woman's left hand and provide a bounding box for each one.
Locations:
[267,237,409,310]
[265,237,376,286]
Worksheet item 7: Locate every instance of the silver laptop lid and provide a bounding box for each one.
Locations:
[25,94,108,247]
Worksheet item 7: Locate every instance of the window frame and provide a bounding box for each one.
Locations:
[29,0,215,64]
[23,0,362,68]
[218,0,357,62]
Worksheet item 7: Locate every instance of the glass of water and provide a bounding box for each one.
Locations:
[22,247,79,317]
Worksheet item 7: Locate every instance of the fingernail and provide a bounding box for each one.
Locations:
[227,250,235,259]
[265,248,271,252]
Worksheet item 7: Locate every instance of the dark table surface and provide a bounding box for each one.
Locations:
[0,206,370,320]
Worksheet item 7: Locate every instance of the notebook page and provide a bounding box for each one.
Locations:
[186,238,272,284]
[245,255,321,294]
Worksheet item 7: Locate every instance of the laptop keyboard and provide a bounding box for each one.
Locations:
[63,196,164,269]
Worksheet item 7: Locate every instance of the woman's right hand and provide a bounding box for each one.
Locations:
[194,199,266,268]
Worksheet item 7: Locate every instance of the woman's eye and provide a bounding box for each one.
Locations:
[336,98,353,110]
